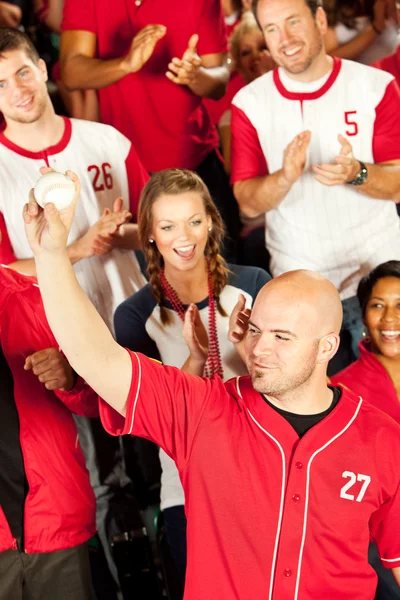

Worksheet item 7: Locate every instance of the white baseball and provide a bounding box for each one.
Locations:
[34,172,75,211]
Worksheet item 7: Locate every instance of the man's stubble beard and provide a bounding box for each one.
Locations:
[284,27,324,76]
[9,91,47,125]
[249,346,319,396]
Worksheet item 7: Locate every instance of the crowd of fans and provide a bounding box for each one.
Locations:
[0,0,400,599]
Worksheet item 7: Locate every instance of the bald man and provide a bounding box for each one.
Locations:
[22,176,400,599]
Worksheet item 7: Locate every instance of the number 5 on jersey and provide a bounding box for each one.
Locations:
[344,111,358,137]
[340,471,371,502]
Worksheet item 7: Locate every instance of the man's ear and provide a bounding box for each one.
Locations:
[38,58,49,83]
[315,6,328,36]
[317,332,340,365]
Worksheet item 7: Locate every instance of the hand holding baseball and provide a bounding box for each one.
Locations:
[23,167,80,256]
[281,130,312,186]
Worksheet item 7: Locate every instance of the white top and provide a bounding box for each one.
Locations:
[0,118,147,331]
[335,17,399,65]
[231,59,400,299]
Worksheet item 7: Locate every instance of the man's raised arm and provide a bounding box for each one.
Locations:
[23,170,131,415]
[23,169,214,470]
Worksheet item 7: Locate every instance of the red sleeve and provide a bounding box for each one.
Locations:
[230,104,269,184]
[372,55,397,81]
[0,212,16,265]
[125,144,149,221]
[370,476,400,569]
[197,0,228,56]
[61,0,96,33]
[54,376,100,418]
[373,79,400,163]
[99,350,224,470]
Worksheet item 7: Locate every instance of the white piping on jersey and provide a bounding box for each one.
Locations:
[235,376,243,398]
[294,396,364,600]
[247,409,286,600]
[127,351,142,435]
[380,556,400,563]
[1,263,39,288]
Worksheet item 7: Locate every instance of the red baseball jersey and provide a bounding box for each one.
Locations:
[100,351,400,600]
[62,0,227,172]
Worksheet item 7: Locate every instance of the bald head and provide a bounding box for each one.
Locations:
[253,270,343,336]
[245,271,342,398]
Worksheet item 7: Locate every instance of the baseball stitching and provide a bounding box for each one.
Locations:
[38,182,74,203]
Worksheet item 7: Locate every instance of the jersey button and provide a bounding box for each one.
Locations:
[295,461,303,469]
[284,568,292,577]
[292,494,301,504]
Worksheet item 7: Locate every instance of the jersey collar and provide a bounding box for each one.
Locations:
[0,116,72,159]
[234,375,363,454]
[273,56,342,101]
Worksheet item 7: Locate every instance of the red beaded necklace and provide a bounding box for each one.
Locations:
[160,265,224,380]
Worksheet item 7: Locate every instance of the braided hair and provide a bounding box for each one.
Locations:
[138,169,230,325]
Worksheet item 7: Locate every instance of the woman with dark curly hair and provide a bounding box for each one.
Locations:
[113,168,270,593]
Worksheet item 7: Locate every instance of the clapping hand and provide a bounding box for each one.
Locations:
[228,294,251,346]
[166,34,202,86]
[183,303,209,365]
[313,134,360,186]
[125,24,167,73]
[281,130,312,186]
[87,197,132,256]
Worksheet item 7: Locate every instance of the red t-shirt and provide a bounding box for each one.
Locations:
[204,71,246,126]
[331,339,400,425]
[100,351,400,599]
[62,0,227,172]
[373,46,400,88]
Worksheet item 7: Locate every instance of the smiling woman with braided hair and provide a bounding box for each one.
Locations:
[113,168,270,592]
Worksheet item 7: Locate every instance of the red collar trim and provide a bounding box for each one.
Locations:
[273,57,342,101]
[0,116,72,159]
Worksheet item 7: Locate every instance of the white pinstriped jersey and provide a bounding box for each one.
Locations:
[0,118,148,330]
[231,58,400,299]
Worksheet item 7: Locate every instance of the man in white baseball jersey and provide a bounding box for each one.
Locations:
[0,27,149,593]
[232,0,400,373]
[22,176,400,598]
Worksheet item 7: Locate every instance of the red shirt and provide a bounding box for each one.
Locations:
[374,46,400,88]
[0,266,97,553]
[204,71,246,126]
[332,339,400,424]
[62,0,227,172]
[100,351,400,600]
